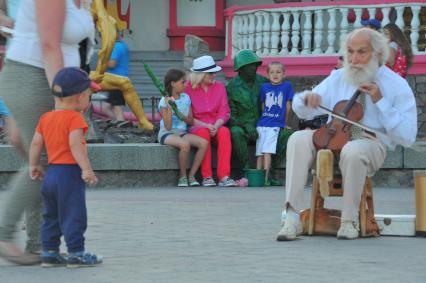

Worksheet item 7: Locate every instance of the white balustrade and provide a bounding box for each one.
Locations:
[226,2,426,58]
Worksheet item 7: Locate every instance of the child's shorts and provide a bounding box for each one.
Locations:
[256,126,279,156]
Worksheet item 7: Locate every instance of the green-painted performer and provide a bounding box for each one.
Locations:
[226,50,293,185]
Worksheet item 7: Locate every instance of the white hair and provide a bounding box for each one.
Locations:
[188,72,206,89]
[340,28,389,85]
[340,28,389,66]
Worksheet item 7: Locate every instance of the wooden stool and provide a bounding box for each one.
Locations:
[307,170,379,237]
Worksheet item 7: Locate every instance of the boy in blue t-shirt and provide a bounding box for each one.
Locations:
[256,62,294,185]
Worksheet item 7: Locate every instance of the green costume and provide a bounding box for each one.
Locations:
[226,50,293,184]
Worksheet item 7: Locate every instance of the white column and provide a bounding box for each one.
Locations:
[326,8,337,54]
[248,14,255,51]
[255,12,263,56]
[354,8,362,28]
[301,10,313,55]
[290,10,301,55]
[381,7,391,27]
[395,6,404,28]
[339,8,349,44]
[242,15,249,50]
[270,12,281,56]
[279,11,290,56]
[262,12,271,56]
[367,7,376,21]
[236,16,243,52]
[313,9,323,54]
[410,6,421,54]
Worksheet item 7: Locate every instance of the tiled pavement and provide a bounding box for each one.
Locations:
[0,186,425,283]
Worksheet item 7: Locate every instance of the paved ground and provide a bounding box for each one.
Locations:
[0,186,425,283]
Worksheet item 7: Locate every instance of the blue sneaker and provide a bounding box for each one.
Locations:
[41,250,67,268]
[67,252,103,268]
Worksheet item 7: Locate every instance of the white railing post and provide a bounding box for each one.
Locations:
[354,8,362,28]
[255,12,263,56]
[339,8,349,45]
[242,15,249,50]
[237,16,243,51]
[381,7,391,27]
[248,14,256,51]
[290,10,301,55]
[270,12,281,55]
[410,6,421,54]
[262,12,271,56]
[395,6,404,28]
[301,10,312,55]
[326,8,337,54]
[279,11,290,56]
[313,9,323,54]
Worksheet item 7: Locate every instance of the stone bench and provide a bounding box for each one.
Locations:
[0,142,424,188]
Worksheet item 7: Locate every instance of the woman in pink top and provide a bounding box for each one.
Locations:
[185,56,237,187]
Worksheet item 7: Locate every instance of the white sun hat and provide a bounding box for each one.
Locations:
[190,55,222,73]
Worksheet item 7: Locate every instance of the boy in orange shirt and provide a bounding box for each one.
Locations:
[29,67,102,268]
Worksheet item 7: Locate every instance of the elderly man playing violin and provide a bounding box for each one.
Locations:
[277,27,417,241]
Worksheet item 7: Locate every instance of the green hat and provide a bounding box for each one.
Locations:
[233,49,262,71]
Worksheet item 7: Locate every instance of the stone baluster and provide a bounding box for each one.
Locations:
[242,15,249,50]
[290,10,301,55]
[262,12,271,56]
[313,9,323,54]
[236,16,243,52]
[381,7,390,27]
[279,11,290,56]
[301,10,312,55]
[354,8,362,28]
[255,12,263,56]
[231,16,238,56]
[395,6,404,28]
[270,12,281,56]
[248,14,256,51]
[410,6,421,54]
[367,7,376,21]
[326,8,337,54]
[339,8,349,43]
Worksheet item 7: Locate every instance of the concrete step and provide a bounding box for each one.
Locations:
[0,143,422,188]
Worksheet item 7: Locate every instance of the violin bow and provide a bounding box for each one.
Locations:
[317,105,386,137]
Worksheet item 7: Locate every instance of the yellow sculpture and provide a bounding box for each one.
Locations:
[90,0,154,130]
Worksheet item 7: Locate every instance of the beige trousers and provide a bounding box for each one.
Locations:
[285,129,387,221]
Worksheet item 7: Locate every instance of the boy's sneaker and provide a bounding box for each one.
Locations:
[41,250,67,268]
[202,177,216,187]
[67,252,103,268]
[178,176,188,187]
[218,176,237,187]
[188,176,200,186]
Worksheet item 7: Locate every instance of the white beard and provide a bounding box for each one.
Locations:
[342,56,379,86]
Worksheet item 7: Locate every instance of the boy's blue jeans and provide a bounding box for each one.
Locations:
[41,164,87,253]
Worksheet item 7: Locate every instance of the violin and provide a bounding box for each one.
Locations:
[312,90,363,155]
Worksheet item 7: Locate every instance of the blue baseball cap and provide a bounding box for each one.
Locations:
[361,19,381,30]
[52,67,101,97]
